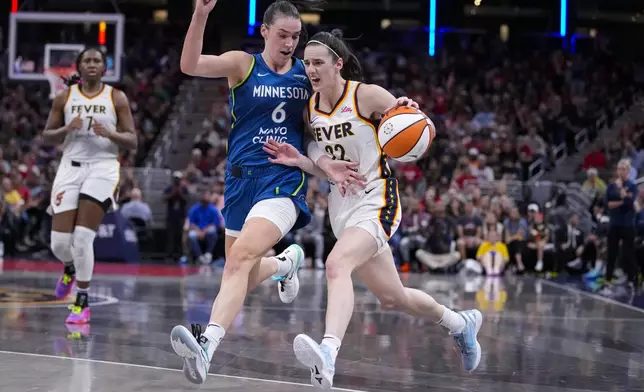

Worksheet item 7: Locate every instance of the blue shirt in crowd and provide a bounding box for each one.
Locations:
[604,180,637,227]
[188,203,221,230]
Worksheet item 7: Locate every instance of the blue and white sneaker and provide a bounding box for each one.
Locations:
[170,324,212,385]
[451,310,483,372]
[293,334,335,389]
[271,244,304,303]
[584,263,604,280]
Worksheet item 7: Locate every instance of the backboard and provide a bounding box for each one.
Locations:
[8,12,124,83]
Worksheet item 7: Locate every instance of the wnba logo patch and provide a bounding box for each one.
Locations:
[0,287,118,308]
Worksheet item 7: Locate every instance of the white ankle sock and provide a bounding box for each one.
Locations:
[321,334,341,363]
[274,256,292,277]
[438,306,466,334]
[203,323,225,360]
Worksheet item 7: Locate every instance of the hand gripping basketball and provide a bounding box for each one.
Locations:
[378,105,435,163]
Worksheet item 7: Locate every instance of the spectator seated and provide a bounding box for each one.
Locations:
[186,191,222,265]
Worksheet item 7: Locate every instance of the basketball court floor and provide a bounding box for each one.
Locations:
[0,259,643,391]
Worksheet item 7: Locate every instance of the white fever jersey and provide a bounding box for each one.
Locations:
[309,80,391,184]
[62,84,119,161]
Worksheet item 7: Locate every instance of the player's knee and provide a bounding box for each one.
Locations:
[71,227,97,261]
[223,243,258,276]
[379,290,409,310]
[324,255,351,281]
[51,231,73,261]
[188,230,199,241]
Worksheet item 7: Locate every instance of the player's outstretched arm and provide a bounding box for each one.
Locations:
[42,89,80,144]
[263,139,366,196]
[263,138,325,177]
[181,1,251,82]
[355,84,419,120]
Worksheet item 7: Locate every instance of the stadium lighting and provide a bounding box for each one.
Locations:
[429,0,436,56]
[560,0,567,37]
[248,0,256,36]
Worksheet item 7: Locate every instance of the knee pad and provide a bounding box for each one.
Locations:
[51,231,73,262]
[72,226,97,282]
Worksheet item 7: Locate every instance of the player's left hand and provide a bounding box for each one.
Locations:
[318,157,367,196]
[263,139,303,167]
[387,96,420,112]
[92,121,115,138]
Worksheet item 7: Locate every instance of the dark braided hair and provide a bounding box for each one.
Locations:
[263,0,326,41]
[307,29,363,81]
[62,47,107,87]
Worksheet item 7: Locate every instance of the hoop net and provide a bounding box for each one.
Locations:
[45,66,77,100]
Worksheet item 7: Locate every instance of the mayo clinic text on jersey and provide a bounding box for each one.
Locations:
[253,126,288,144]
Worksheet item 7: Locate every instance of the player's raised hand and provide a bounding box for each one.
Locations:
[92,121,114,138]
[263,139,303,167]
[195,0,217,16]
[66,114,83,131]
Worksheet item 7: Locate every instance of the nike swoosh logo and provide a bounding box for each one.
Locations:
[258,73,269,77]
[365,188,376,194]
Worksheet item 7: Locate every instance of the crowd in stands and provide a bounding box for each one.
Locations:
[0,24,182,258]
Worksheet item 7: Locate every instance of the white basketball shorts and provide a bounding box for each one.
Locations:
[50,158,120,214]
[328,178,401,254]
[224,197,299,239]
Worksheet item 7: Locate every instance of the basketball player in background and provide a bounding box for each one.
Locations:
[169,0,361,385]
[42,47,137,324]
[264,30,483,389]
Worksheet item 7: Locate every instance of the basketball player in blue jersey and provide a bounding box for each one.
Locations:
[169,0,362,385]
[264,29,483,389]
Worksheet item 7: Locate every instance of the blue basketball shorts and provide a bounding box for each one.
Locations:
[222,163,311,238]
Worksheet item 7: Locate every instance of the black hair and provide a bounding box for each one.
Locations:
[307,29,363,81]
[263,0,326,41]
[62,47,107,87]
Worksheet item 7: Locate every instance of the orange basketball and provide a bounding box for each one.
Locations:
[378,106,435,162]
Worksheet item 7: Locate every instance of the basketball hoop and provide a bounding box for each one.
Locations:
[45,66,77,100]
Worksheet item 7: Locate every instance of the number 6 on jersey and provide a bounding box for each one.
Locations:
[272,102,287,124]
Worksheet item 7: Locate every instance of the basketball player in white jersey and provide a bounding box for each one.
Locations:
[264,30,483,389]
[43,47,137,324]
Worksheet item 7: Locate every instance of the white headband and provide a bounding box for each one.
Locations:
[307,40,340,59]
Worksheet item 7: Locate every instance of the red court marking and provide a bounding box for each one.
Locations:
[1,259,201,277]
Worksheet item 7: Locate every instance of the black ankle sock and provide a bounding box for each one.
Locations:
[75,291,89,308]
[64,263,76,276]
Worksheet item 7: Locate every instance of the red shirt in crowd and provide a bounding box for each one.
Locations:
[455,174,478,189]
[582,150,607,170]
[400,163,422,183]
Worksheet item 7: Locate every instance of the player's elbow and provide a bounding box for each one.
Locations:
[179,54,199,75]
[180,60,197,76]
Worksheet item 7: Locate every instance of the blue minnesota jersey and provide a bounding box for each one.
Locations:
[228,54,312,166]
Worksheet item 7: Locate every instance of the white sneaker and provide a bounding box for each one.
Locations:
[535,260,543,272]
[567,258,582,269]
[203,252,213,265]
[315,258,325,269]
[293,334,335,389]
[170,324,212,385]
[271,244,304,303]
